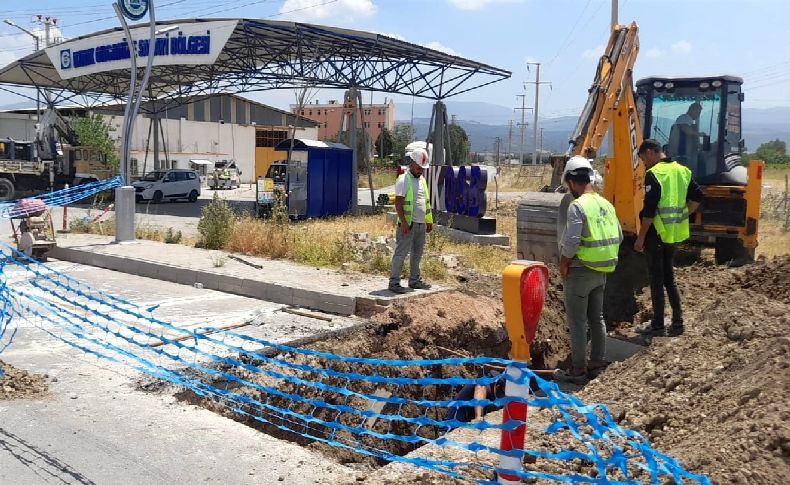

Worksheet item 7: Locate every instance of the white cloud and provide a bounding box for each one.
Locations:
[447,0,523,10]
[645,48,663,59]
[582,44,605,60]
[279,0,376,22]
[424,41,459,56]
[671,40,692,54]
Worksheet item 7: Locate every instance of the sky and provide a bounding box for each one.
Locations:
[0,0,789,123]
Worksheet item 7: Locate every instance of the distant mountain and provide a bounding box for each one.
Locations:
[742,107,790,151]
[398,103,790,154]
[398,101,516,126]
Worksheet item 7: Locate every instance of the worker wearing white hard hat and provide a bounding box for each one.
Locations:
[389,147,433,294]
[556,155,623,384]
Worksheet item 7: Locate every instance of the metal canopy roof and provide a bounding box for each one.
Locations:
[0,18,511,111]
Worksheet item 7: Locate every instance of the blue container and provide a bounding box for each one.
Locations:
[273,139,353,218]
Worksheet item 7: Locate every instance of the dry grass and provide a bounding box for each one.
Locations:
[762,166,790,187]
[358,168,399,189]
[222,213,517,282]
[756,220,790,259]
[69,215,175,242]
[493,165,553,192]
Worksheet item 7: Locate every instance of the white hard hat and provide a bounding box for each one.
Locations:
[407,148,430,168]
[563,156,594,177]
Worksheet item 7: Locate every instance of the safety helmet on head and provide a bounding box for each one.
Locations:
[407,147,430,169]
[563,156,594,177]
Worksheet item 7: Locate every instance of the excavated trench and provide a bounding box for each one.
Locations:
[150,290,573,468]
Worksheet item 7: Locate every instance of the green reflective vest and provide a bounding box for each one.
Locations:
[647,161,692,244]
[573,192,621,273]
[401,172,433,225]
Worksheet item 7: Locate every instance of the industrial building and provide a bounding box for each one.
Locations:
[0,94,319,184]
[291,98,395,146]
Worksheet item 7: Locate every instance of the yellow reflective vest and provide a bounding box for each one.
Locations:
[400,172,433,225]
[573,192,621,273]
[647,162,692,244]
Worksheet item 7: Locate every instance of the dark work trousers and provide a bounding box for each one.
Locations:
[645,232,683,329]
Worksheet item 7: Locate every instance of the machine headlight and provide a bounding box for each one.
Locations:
[700,82,710,90]
[711,80,723,88]
[664,82,674,89]
[653,81,664,88]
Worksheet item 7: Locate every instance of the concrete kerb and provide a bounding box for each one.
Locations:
[50,246,360,316]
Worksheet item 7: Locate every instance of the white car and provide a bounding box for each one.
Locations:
[133,169,201,203]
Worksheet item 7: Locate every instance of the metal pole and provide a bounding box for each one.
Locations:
[346,88,359,213]
[113,2,137,182]
[607,0,618,158]
[611,0,619,28]
[531,63,540,165]
[355,90,376,209]
[3,21,42,129]
[432,101,446,166]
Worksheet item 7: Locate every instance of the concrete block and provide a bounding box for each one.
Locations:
[264,283,294,306]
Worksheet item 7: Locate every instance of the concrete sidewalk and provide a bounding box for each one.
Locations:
[50,234,446,316]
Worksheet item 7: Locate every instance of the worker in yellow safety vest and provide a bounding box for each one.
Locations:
[388,148,433,294]
[558,156,623,383]
[634,139,703,338]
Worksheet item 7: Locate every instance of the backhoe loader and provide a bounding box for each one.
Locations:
[516,22,763,322]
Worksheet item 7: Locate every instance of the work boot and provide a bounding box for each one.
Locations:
[409,280,432,290]
[388,284,410,294]
[637,323,666,337]
[667,324,685,336]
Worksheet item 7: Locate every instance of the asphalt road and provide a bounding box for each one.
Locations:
[0,260,361,484]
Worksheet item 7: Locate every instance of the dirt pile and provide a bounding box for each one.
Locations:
[369,285,570,370]
[732,255,790,305]
[0,360,49,400]
[581,257,790,484]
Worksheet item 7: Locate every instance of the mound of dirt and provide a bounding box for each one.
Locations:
[369,287,570,370]
[581,260,790,484]
[0,360,49,400]
[733,255,790,305]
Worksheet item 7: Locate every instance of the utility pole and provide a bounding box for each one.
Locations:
[525,62,550,165]
[507,119,513,162]
[611,0,618,29]
[3,20,41,120]
[607,0,618,157]
[539,127,545,163]
[514,94,532,165]
[494,137,501,166]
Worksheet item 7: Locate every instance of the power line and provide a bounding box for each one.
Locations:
[546,0,593,68]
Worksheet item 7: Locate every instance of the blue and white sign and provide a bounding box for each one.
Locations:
[120,0,149,21]
[46,20,237,80]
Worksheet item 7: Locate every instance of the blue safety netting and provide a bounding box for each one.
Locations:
[0,176,123,219]
[0,244,710,485]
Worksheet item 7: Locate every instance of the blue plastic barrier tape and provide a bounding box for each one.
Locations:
[0,176,123,219]
[0,244,710,485]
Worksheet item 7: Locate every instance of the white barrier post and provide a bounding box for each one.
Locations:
[497,364,529,484]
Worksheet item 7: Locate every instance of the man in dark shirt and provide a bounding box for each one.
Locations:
[634,139,704,337]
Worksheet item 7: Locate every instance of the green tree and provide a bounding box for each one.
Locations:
[72,114,120,174]
[448,124,470,165]
[391,124,416,161]
[753,139,790,165]
[329,128,373,171]
[375,127,394,159]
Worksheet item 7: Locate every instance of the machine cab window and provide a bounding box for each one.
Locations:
[636,76,746,185]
